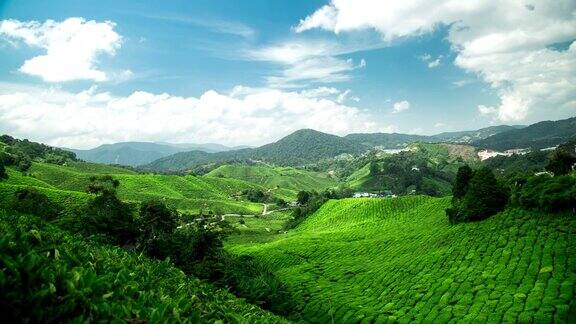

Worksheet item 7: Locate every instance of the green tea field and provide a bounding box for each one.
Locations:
[229,197,576,322]
[206,164,337,200]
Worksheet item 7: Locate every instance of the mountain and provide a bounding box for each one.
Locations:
[69,141,242,167]
[473,116,576,150]
[429,125,524,143]
[344,125,520,148]
[145,129,366,171]
[344,133,430,148]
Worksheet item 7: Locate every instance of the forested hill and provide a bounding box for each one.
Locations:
[473,116,576,150]
[430,125,523,143]
[69,141,244,167]
[144,129,366,171]
[344,125,519,148]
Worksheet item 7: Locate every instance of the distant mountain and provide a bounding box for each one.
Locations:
[344,133,430,148]
[430,125,524,143]
[144,129,366,171]
[69,141,242,167]
[473,116,576,150]
[344,125,519,148]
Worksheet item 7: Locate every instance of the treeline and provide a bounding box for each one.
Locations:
[0,135,77,173]
[447,142,576,223]
[283,187,353,230]
[3,176,301,319]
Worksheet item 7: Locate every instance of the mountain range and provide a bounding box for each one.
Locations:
[67,116,576,171]
[68,141,249,167]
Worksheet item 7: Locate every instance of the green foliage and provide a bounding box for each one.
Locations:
[452,165,473,199]
[82,176,137,244]
[0,134,77,166]
[138,199,178,242]
[514,175,576,212]
[243,188,269,203]
[447,167,508,223]
[0,212,285,323]
[229,197,576,323]
[484,150,550,177]
[296,190,311,205]
[0,159,7,180]
[546,141,576,175]
[13,187,61,220]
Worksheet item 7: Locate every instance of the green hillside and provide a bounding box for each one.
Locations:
[0,211,286,323]
[229,197,576,322]
[345,143,478,195]
[14,162,265,214]
[205,164,338,200]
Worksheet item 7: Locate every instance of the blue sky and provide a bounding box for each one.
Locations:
[0,0,574,148]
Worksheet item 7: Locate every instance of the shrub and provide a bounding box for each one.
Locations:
[12,188,61,220]
[516,175,576,212]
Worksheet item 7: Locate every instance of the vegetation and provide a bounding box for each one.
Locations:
[229,197,576,323]
[0,212,285,323]
[145,129,366,171]
[474,116,576,150]
[446,167,508,224]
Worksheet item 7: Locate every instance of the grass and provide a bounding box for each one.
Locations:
[226,211,293,245]
[205,164,338,200]
[0,211,286,323]
[228,196,576,322]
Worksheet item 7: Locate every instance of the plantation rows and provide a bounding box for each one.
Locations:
[229,197,576,323]
[0,211,285,323]
[10,162,266,214]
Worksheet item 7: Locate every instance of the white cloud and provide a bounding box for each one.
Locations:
[434,122,446,128]
[0,84,388,149]
[296,0,576,122]
[245,39,367,87]
[418,53,442,68]
[143,14,256,39]
[0,17,123,82]
[392,100,410,113]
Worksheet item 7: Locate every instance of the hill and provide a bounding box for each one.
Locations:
[345,143,479,196]
[145,129,366,171]
[430,125,523,143]
[474,116,576,150]
[228,197,575,322]
[5,161,266,215]
[344,133,430,148]
[205,164,338,200]
[69,141,243,167]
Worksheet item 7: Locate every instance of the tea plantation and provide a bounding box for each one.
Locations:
[228,196,576,322]
[0,211,286,323]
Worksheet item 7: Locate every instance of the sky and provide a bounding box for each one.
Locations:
[0,0,574,149]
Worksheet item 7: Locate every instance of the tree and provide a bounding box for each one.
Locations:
[0,159,7,180]
[546,150,576,176]
[13,188,61,220]
[452,165,473,199]
[84,176,136,244]
[369,161,380,176]
[447,167,508,223]
[296,191,311,205]
[139,200,178,241]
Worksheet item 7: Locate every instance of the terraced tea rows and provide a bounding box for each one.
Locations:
[17,163,265,214]
[206,164,337,200]
[229,197,576,322]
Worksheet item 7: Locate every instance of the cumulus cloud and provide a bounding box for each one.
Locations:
[392,100,410,113]
[0,17,125,82]
[296,0,576,122]
[0,84,386,149]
